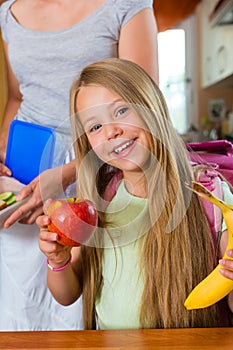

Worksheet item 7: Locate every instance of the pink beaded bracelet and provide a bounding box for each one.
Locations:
[46,255,72,272]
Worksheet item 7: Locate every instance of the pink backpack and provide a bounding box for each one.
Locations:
[191,165,223,246]
[187,139,233,187]
[187,140,233,248]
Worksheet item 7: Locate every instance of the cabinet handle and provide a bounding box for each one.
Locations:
[217,45,227,75]
[204,56,212,82]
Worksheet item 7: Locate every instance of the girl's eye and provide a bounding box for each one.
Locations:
[90,124,102,133]
[116,107,129,117]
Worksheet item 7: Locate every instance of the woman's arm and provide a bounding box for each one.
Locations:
[119,7,159,83]
[37,213,82,305]
[0,41,22,175]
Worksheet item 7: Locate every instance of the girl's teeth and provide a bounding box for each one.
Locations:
[114,140,134,154]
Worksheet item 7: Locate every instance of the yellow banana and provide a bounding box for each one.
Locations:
[184,181,233,310]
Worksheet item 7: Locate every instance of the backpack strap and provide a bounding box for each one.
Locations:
[103,171,123,203]
[193,165,223,251]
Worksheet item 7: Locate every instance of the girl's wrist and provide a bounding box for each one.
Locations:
[46,254,72,272]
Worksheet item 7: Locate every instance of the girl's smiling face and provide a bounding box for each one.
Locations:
[76,84,151,175]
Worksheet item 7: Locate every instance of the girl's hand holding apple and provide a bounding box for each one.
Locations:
[37,197,98,269]
[37,213,72,270]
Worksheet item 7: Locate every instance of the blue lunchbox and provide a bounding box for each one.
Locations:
[5,120,56,185]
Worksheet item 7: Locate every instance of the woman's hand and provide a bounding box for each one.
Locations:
[0,144,11,176]
[4,175,45,227]
[3,162,76,228]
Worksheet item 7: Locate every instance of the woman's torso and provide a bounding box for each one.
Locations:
[0,0,152,165]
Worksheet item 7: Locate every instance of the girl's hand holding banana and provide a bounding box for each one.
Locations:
[219,249,233,280]
[184,181,233,310]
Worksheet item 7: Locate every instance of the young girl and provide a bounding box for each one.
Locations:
[37,58,233,330]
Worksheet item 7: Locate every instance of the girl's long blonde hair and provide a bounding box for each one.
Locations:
[70,58,218,329]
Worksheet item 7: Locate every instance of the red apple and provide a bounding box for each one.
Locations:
[46,198,98,247]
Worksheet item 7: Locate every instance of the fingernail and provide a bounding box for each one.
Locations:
[219,259,225,266]
[219,268,225,275]
[51,233,58,240]
[226,250,233,258]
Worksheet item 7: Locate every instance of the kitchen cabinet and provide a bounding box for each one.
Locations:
[200,0,233,87]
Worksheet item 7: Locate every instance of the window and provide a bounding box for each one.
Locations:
[158,15,198,135]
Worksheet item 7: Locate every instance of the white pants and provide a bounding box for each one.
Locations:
[0,222,83,331]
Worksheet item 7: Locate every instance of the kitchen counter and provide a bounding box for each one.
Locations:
[1,327,232,349]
